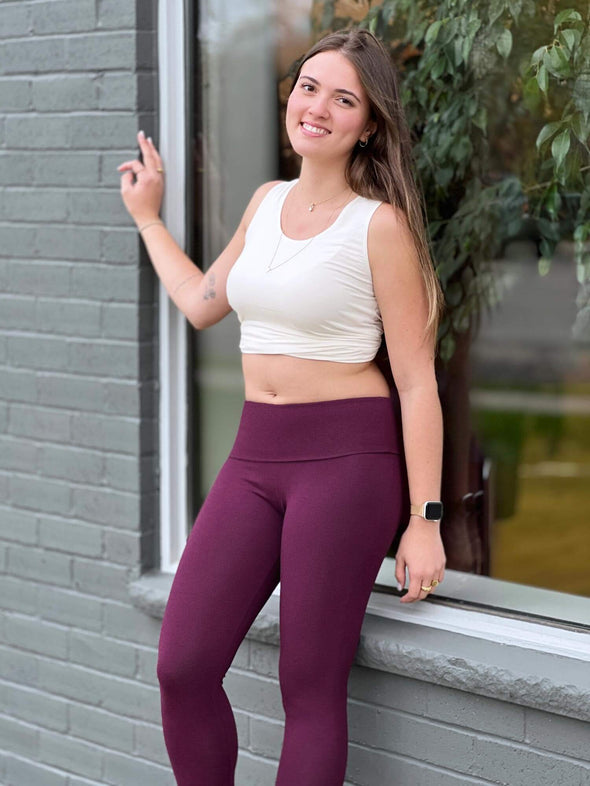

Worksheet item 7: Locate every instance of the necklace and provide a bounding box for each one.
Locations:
[307,185,351,212]
[266,189,354,273]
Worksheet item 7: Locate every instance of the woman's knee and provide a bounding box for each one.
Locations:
[157,637,226,696]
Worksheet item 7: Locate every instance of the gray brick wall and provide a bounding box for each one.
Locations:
[0,0,163,783]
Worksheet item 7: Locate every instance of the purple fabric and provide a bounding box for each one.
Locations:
[157,396,408,785]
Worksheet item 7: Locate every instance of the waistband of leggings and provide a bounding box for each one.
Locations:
[228,395,403,462]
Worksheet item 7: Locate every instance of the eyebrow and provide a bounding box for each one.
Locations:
[299,75,361,103]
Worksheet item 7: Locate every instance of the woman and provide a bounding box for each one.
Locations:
[118,28,446,786]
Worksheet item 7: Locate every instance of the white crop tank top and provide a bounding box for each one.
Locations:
[225,178,385,363]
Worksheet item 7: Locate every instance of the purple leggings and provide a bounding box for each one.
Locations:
[157,395,408,785]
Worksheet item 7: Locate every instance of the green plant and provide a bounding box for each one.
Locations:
[312,0,590,361]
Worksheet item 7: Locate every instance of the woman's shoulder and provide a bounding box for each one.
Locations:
[241,179,286,231]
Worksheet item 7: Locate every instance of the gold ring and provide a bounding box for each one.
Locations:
[431,579,440,587]
[157,167,164,173]
[421,584,433,592]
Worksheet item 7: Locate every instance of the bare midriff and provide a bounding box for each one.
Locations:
[241,354,391,404]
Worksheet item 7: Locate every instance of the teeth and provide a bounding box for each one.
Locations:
[302,122,329,135]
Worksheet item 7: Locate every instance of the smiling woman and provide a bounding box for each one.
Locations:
[118,20,446,786]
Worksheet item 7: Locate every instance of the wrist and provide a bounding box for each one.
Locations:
[133,214,161,229]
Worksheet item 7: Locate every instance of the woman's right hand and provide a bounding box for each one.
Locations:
[118,130,165,227]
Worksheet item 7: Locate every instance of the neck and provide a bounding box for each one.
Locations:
[296,158,350,203]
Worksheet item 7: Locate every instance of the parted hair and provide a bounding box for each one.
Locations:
[290,28,445,353]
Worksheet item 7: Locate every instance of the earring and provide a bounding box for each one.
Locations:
[359,138,369,148]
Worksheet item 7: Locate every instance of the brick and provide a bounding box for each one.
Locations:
[9,474,71,517]
[4,613,68,659]
[472,736,590,786]
[6,261,70,297]
[1,35,65,72]
[8,544,72,589]
[0,682,68,733]
[38,586,102,632]
[103,750,175,786]
[70,412,140,454]
[0,79,31,112]
[37,373,103,412]
[525,708,590,762]
[0,187,68,222]
[31,152,100,187]
[8,403,70,442]
[134,721,169,765]
[73,557,131,600]
[0,436,37,472]
[5,114,69,147]
[97,0,136,30]
[0,367,36,403]
[137,73,157,111]
[101,675,161,723]
[32,75,98,112]
[103,380,153,416]
[0,505,37,543]
[71,264,140,302]
[136,646,157,685]
[31,0,96,35]
[235,752,277,786]
[97,73,137,111]
[0,223,37,255]
[104,454,140,492]
[249,715,283,758]
[39,517,102,557]
[39,729,103,779]
[0,644,39,686]
[0,4,31,38]
[38,659,108,705]
[104,601,161,646]
[70,704,134,753]
[38,444,103,484]
[3,754,68,786]
[66,33,136,72]
[37,296,102,336]
[103,528,141,565]
[71,485,139,528]
[70,113,137,150]
[68,339,138,378]
[0,575,38,615]
[35,227,101,262]
[69,629,136,677]
[7,334,69,372]
[68,188,135,225]
[0,294,35,330]
[0,716,39,759]
[224,670,283,720]
[101,228,139,264]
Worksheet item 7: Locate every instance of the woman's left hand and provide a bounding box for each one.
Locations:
[395,518,446,603]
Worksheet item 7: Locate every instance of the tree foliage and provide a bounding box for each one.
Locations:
[312,0,590,361]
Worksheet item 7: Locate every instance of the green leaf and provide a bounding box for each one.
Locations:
[531,46,546,66]
[425,20,443,45]
[472,105,488,130]
[538,257,551,276]
[571,113,589,145]
[535,121,562,150]
[536,63,548,92]
[523,76,541,111]
[560,29,577,54]
[496,28,512,59]
[551,129,571,169]
[554,9,583,31]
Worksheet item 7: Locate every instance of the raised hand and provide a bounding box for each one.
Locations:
[117,130,165,227]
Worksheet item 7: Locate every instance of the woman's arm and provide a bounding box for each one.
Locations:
[118,131,280,329]
[368,202,446,604]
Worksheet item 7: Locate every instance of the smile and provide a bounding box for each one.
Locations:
[300,122,330,136]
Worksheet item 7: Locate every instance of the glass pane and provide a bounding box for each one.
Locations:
[190,1,314,503]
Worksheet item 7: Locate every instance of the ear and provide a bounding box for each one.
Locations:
[364,120,377,139]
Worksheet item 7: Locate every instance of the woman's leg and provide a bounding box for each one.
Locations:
[275,452,403,786]
[157,457,283,786]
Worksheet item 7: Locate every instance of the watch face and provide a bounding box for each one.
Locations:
[425,502,443,520]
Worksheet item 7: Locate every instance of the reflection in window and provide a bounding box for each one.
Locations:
[189,0,590,603]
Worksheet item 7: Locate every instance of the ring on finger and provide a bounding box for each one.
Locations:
[156,167,164,174]
[420,584,433,592]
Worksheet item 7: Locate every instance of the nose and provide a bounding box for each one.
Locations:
[307,93,330,119]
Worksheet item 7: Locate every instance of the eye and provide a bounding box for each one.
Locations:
[337,96,354,106]
[300,82,315,92]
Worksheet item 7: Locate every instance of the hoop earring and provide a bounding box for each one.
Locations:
[359,138,369,148]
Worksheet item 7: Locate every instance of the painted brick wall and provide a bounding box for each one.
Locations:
[0,1,168,784]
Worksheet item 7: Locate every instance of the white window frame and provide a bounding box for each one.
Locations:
[157,0,189,573]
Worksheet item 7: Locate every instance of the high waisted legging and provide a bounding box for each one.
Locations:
[157,395,408,785]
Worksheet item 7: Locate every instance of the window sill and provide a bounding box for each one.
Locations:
[129,564,590,723]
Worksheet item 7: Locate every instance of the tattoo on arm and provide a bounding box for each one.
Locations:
[203,272,216,300]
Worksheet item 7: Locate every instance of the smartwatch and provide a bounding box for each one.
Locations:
[410,501,444,522]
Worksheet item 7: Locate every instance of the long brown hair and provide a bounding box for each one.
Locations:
[291,28,445,359]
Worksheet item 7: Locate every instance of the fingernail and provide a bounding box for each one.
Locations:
[139,130,145,137]
[148,136,153,144]
[397,582,403,591]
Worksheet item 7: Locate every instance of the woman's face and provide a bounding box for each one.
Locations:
[286,50,375,163]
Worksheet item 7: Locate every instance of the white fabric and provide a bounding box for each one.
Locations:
[226,179,385,363]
